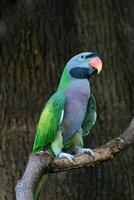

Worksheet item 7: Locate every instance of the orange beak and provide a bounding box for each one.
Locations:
[89,57,102,74]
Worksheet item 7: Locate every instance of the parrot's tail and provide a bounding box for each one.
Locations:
[34,174,49,200]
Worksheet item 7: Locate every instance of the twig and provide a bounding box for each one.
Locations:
[15,117,134,200]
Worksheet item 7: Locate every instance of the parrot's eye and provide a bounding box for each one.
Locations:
[79,55,85,61]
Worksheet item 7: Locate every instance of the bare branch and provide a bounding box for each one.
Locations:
[16,117,134,200]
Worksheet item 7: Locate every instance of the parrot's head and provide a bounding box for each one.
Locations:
[58,52,102,90]
[66,52,102,79]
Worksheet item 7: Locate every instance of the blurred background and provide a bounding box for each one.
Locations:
[0,0,134,199]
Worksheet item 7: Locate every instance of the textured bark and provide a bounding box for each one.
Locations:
[0,0,134,200]
[16,152,51,200]
[15,116,134,200]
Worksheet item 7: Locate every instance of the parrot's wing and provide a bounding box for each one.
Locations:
[32,91,65,153]
[82,94,97,137]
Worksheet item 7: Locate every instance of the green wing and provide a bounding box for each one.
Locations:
[82,94,97,137]
[32,91,65,154]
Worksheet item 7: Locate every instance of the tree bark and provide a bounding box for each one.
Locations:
[0,0,134,200]
[15,116,134,200]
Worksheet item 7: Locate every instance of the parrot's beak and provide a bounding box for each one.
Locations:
[89,57,102,74]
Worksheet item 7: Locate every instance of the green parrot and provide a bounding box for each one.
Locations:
[32,52,102,199]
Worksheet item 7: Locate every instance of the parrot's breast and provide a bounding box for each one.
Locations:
[60,79,90,142]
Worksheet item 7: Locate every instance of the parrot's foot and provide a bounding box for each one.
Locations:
[76,147,95,157]
[59,152,75,162]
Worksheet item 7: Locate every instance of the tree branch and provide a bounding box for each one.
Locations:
[16,117,134,200]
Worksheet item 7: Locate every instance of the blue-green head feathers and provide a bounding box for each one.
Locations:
[58,52,102,90]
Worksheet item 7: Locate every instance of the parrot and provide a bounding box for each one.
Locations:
[32,52,102,199]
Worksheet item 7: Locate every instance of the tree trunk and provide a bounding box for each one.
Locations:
[0,0,134,199]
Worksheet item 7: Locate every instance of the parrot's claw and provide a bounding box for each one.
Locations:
[76,147,95,157]
[59,152,75,162]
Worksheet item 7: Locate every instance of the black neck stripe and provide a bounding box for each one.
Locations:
[70,67,89,79]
